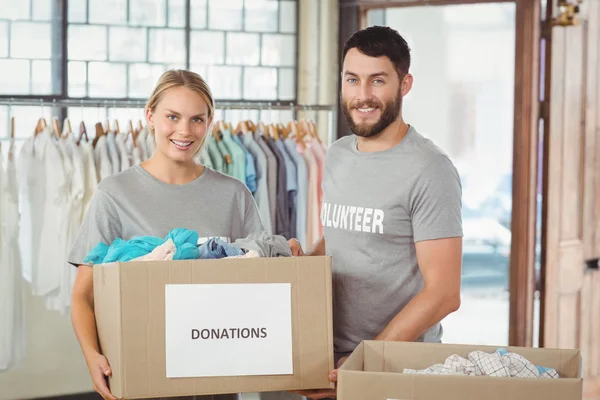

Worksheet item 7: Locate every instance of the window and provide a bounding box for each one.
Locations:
[0,0,298,101]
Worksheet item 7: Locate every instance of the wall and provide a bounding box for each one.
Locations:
[0,281,91,400]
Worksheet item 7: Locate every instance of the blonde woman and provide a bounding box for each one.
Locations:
[69,70,303,400]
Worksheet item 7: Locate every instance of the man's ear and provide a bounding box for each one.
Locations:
[401,73,414,97]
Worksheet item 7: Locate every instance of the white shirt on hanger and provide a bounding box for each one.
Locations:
[115,132,131,172]
[16,135,36,283]
[93,135,112,182]
[80,140,98,219]
[137,128,149,160]
[106,131,121,175]
[30,129,69,297]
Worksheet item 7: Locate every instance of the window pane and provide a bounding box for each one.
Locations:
[278,68,294,101]
[130,0,167,27]
[207,65,242,99]
[68,61,87,97]
[168,0,186,27]
[109,27,147,62]
[88,62,127,97]
[0,22,8,57]
[32,0,53,21]
[89,0,127,24]
[68,0,87,23]
[226,32,259,66]
[370,3,517,347]
[148,28,185,63]
[244,0,278,32]
[0,60,30,94]
[190,31,224,64]
[11,22,52,59]
[190,0,207,29]
[208,0,243,31]
[31,60,52,94]
[279,1,296,33]
[0,0,30,20]
[261,34,295,67]
[190,65,208,81]
[69,25,107,61]
[243,67,276,100]
[129,63,166,98]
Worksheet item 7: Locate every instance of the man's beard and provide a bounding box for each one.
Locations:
[341,93,402,138]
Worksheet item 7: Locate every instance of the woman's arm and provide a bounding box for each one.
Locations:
[71,265,117,400]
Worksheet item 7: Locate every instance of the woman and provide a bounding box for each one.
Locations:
[69,70,302,400]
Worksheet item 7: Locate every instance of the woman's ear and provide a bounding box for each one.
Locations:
[146,107,154,130]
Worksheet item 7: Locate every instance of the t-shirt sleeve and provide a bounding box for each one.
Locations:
[67,189,122,266]
[242,187,267,237]
[410,155,463,242]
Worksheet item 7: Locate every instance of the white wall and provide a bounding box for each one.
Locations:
[0,281,92,400]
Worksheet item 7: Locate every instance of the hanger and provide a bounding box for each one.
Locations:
[52,117,62,138]
[114,119,120,134]
[92,122,105,147]
[10,117,15,139]
[62,117,73,137]
[34,117,47,136]
[212,124,222,142]
[128,120,137,148]
[78,121,88,144]
[268,124,279,140]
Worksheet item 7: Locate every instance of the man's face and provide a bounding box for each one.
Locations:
[341,48,412,138]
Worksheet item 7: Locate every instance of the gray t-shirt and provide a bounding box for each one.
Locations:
[321,126,463,359]
[68,164,265,266]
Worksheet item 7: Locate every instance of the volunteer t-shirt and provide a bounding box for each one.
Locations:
[68,165,265,266]
[322,126,463,360]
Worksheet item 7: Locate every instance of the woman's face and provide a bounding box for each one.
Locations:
[146,86,212,163]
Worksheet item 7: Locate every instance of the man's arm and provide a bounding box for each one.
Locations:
[375,236,462,342]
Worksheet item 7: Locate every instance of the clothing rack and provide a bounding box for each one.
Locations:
[0,98,338,144]
[0,98,336,111]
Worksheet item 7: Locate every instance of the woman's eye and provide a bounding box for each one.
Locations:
[168,115,177,121]
[193,118,204,123]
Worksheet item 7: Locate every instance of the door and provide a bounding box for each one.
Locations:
[541,0,600,398]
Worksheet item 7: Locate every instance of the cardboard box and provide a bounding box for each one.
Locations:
[93,256,334,399]
[338,340,582,400]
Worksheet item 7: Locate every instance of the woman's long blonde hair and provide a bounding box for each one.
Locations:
[145,70,214,156]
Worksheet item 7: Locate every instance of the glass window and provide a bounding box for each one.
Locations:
[368,3,517,347]
[130,0,167,27]
[279,1,297,34]
[207,65,242,99]
[0,21,8,57]
[149,28,186,63]
[226,32,260,66]
[11,22,52,59]
[88,62,127,97]
[0,1,298,101]
[261,34,295,67]
[190,0,208,29]
[208,0,243,31]
[190,31,224,65]
[69,25,108,61]
[244,0,278,32]
[109,27,147,62]
[244,67,277,100]
[88,0,127,25]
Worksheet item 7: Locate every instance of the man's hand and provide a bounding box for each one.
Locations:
[290,357,347,399]
[288,238,304,256]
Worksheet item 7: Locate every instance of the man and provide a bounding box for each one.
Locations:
[295,26,463,399]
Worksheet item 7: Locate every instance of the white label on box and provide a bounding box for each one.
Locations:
[165,283,293,378]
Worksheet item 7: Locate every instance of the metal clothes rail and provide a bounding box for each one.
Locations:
[0,98,337,111]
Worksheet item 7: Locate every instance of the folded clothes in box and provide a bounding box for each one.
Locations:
[337,340,582,400]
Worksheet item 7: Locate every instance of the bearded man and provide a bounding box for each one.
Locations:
[295,25,464,400]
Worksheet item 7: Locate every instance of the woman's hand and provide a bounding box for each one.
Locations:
[86,352,117,400]
[288,238,304,256]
